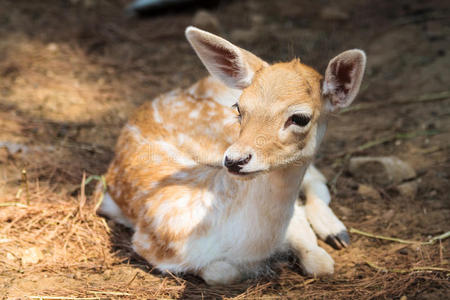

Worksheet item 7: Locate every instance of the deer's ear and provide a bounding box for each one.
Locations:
[322,49,366,111]
[185,26,267,90]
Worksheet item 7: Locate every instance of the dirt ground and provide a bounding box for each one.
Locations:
[0,0,449,299]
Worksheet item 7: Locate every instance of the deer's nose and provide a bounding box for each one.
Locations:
[224,154,252,173]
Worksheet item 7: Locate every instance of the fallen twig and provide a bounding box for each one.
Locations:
[340,90,450,114]
[350,228,450,245]
[331,130,439,158]
[303,278,316,286]
[428,231,450,245]
[365,261,450,274]
[124,271,139,288]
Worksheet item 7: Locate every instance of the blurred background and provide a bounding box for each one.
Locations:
[0,0,449,298]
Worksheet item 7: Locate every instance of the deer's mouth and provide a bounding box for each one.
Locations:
[229,170,249,176]
[227,169,261,179]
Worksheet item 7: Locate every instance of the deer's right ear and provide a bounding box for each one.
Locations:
[185,26,267,90]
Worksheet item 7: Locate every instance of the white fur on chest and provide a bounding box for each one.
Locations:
[177,167,306,270]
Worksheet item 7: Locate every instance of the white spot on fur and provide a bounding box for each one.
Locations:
[152,97,162,123]
[155,140,196,167]
[177,134,186,145]
[133,230,152,250]
[189,109,200,119]
[222,111,236,127]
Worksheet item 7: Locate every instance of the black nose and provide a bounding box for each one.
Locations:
[224,154,252,173]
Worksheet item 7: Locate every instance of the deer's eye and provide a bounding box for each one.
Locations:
[232,103,241,120]
[285,114,311,128]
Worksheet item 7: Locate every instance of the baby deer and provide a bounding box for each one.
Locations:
[97,26,366,285]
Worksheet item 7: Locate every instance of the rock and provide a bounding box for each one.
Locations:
[21,247,44,265]
[396,180,418,199]
[357,184,381,200]
[349,156,416,186]
[192,10,221,34]
[320,6,349,21]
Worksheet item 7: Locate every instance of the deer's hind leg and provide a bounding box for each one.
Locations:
[97,191,133,228]
[199,260,243,285]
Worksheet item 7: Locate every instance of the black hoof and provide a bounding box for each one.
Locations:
[325,230,351,250]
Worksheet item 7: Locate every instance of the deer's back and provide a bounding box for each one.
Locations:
[104,77,240,228]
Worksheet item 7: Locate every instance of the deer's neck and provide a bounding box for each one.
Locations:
[222,163,308,211]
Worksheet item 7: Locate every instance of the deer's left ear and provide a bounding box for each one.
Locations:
[322,49,366,111]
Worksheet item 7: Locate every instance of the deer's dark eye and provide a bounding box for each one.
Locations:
[232,103,241,120]
[285,114,311,128]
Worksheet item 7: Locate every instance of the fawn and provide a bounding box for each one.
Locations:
[97,26,366,285]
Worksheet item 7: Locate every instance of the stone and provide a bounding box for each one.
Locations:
[349,156,416,186]
[396,180,418,199]
[192,10,221,34]
[357,184,381,200]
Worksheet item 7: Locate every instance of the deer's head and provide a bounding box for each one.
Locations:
[186,26,366,177]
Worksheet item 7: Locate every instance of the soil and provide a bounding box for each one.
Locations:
[0,0,449,299]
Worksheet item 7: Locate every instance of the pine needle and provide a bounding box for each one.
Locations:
[0,202,28,208]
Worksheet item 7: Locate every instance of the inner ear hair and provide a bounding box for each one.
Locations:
[323,49,366,110]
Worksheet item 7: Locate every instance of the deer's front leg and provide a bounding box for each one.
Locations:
[285,204,334,276]
[301,165,350,249]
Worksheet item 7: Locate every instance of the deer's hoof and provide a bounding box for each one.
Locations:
[325,230,350,250]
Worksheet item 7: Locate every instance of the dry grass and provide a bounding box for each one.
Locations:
[1,180,448,298]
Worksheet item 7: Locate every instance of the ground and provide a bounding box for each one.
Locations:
[0,0,449,299]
